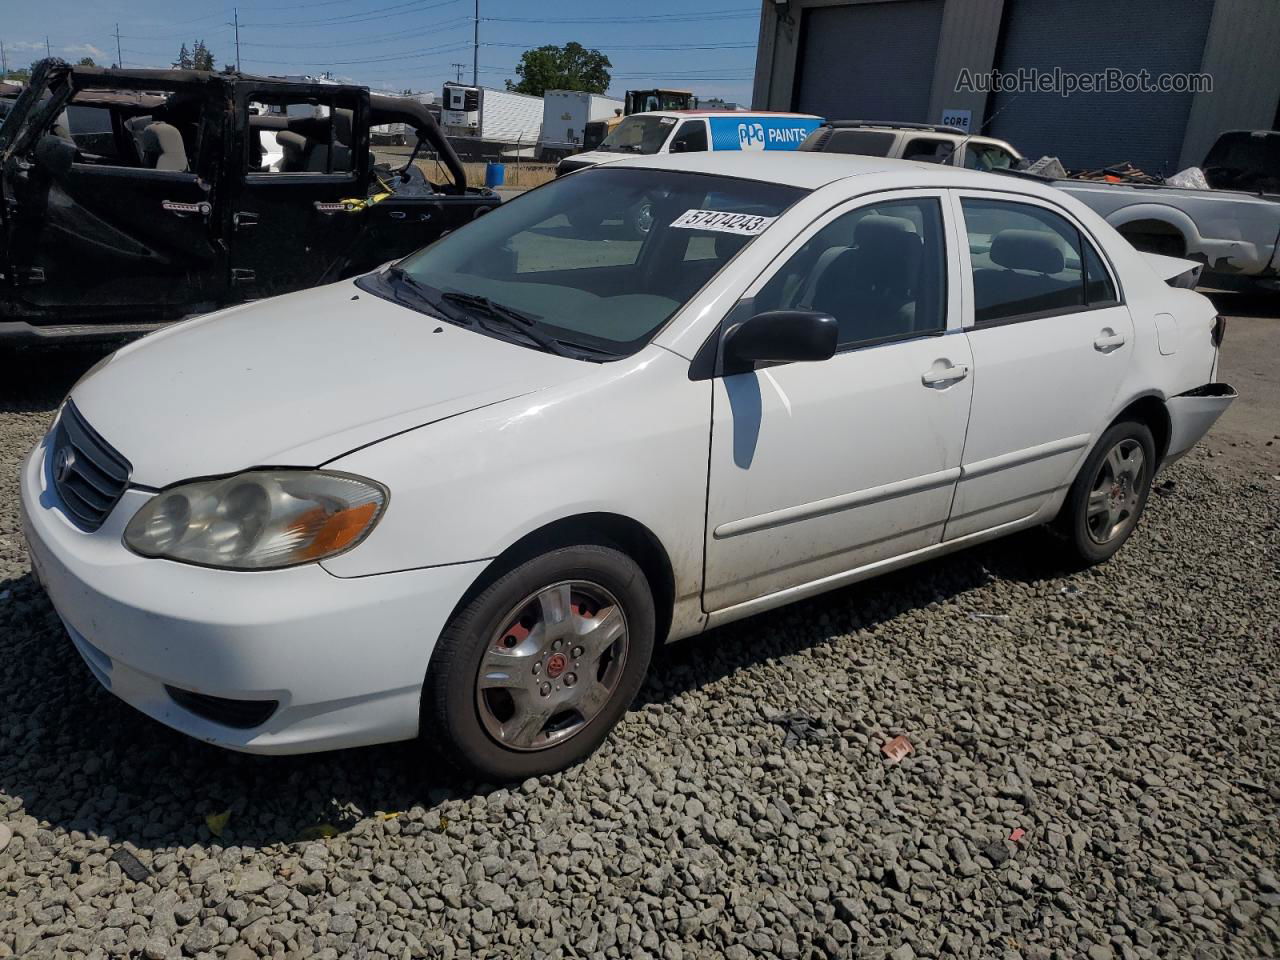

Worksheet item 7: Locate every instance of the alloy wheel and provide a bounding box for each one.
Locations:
[475,581,629,752]
[1086,438,1146,544]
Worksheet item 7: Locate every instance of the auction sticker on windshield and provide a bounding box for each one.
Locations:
[670,209,777,236]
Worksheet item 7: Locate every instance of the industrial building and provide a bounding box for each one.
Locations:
[751,0,1280,173]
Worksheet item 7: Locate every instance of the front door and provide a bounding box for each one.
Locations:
[230,83,368,298]
[946,191,1134,539]
[2,74,224,323]
[703,191,974,612]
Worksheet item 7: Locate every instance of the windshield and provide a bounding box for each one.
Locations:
[598,115,678,155]
[1204,132,1280,191]
[381,167,805,357]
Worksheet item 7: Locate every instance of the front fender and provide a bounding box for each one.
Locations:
[319,348,710,615]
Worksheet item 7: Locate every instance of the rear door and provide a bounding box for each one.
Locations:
[229,82,369,298]
[947,191,1132,540]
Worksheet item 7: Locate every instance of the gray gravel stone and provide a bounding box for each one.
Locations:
[0,358,1276,960]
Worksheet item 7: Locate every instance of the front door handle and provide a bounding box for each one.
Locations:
[921,361,970,387]
[1094,329,1126,353]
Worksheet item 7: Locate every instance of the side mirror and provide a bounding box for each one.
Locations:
[669,140,687,154]
[35,134,76,179]
[722,310,838,372]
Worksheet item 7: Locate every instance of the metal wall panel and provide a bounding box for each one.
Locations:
[1180,0,1280,168]
[987,0,1214,174]
[792,0,945,121]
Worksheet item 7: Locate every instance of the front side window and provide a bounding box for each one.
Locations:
[384,168,805,357]
[598,115,678,155]
[669,120,708,153]
[753,197,947,349]
[962,197,1117,323]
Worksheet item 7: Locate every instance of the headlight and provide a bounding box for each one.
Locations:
[123,470,387,570]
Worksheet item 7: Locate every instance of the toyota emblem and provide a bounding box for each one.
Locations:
[53,446,76,484]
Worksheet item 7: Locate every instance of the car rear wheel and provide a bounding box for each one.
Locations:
[424,544,655,781]
[1056,420,1156,565]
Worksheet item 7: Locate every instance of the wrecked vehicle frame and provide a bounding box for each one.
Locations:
[0,59,499,342]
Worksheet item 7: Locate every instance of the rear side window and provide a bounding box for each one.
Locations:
[822,129,896,157]
[902,137,954,164]
[962,198,1116,323]
[1083,241,1119,306]
[754,197,947,349]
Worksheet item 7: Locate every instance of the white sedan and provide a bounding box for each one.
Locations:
[20,152,1235,780]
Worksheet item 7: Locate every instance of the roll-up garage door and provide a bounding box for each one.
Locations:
[987,0,1213,173]
[793,0,944,122]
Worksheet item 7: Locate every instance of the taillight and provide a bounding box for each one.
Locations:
[1211,315,1226,347]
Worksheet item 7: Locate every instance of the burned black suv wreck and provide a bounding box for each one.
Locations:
[0,59,499,341]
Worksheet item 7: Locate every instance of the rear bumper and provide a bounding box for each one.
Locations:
[1164,382,1237,465]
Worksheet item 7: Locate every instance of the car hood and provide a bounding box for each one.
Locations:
[561,151,630,170]
[70,280,590,487]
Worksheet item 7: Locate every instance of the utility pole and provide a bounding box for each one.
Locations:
[1,41,8,79]
[45,36,52,58]
[234,8,241,72]
[113,24,123,68]
[472,0,478,87]
[450,62,465,83]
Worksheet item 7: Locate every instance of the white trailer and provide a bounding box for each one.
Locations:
[371,91,435,145]
[441,83,542,158]
[538,89,624,160]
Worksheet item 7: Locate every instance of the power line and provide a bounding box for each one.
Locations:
[482,8,756,24]
[242,0,461,29]
[482,40,755,51]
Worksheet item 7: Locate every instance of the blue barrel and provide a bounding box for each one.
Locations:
[484,162,506,187]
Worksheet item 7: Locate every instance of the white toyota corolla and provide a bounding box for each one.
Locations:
[21,152,1235,780]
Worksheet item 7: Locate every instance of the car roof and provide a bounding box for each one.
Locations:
[632,110,822,120]
[595,150,1064,196]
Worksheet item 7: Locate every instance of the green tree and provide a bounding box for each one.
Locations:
[76,57,97,67]
[507,42,610,97]
[174,44,192,69]
[191,40,215,71]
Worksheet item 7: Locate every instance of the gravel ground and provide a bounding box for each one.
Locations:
[0,331,1277,960]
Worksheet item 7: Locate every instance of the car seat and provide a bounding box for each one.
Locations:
[140,122,189,172]
[810,214,924,342]
[972,229,1077,319]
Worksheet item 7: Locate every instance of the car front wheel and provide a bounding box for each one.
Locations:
[1057,420,1156,565]
[424,544,655,781]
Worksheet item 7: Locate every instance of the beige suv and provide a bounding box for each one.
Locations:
[799,121,1022,171]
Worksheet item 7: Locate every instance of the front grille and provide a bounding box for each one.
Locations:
[165,686,280,729]
[50,401,131,531]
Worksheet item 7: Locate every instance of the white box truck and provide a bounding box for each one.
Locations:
[441,83,543,160]
[538,89,624,161]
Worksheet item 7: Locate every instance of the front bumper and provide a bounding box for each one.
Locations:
[20,433,487,754]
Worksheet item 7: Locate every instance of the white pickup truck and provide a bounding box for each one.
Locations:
[800,123,1280,294]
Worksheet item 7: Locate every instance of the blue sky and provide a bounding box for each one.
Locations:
[3,0,762,105]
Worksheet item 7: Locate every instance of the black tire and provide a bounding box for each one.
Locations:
[424,544,655,781]
[626,197,654,239]
[1055,420,1156,566]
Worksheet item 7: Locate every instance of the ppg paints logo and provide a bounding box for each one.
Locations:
[738,122,766,151]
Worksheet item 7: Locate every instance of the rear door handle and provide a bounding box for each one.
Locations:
[1094,329,1126,353]
[921,361,970,386]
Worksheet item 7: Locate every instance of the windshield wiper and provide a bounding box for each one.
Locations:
[439,292,575,356]
[385,266,473,325]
